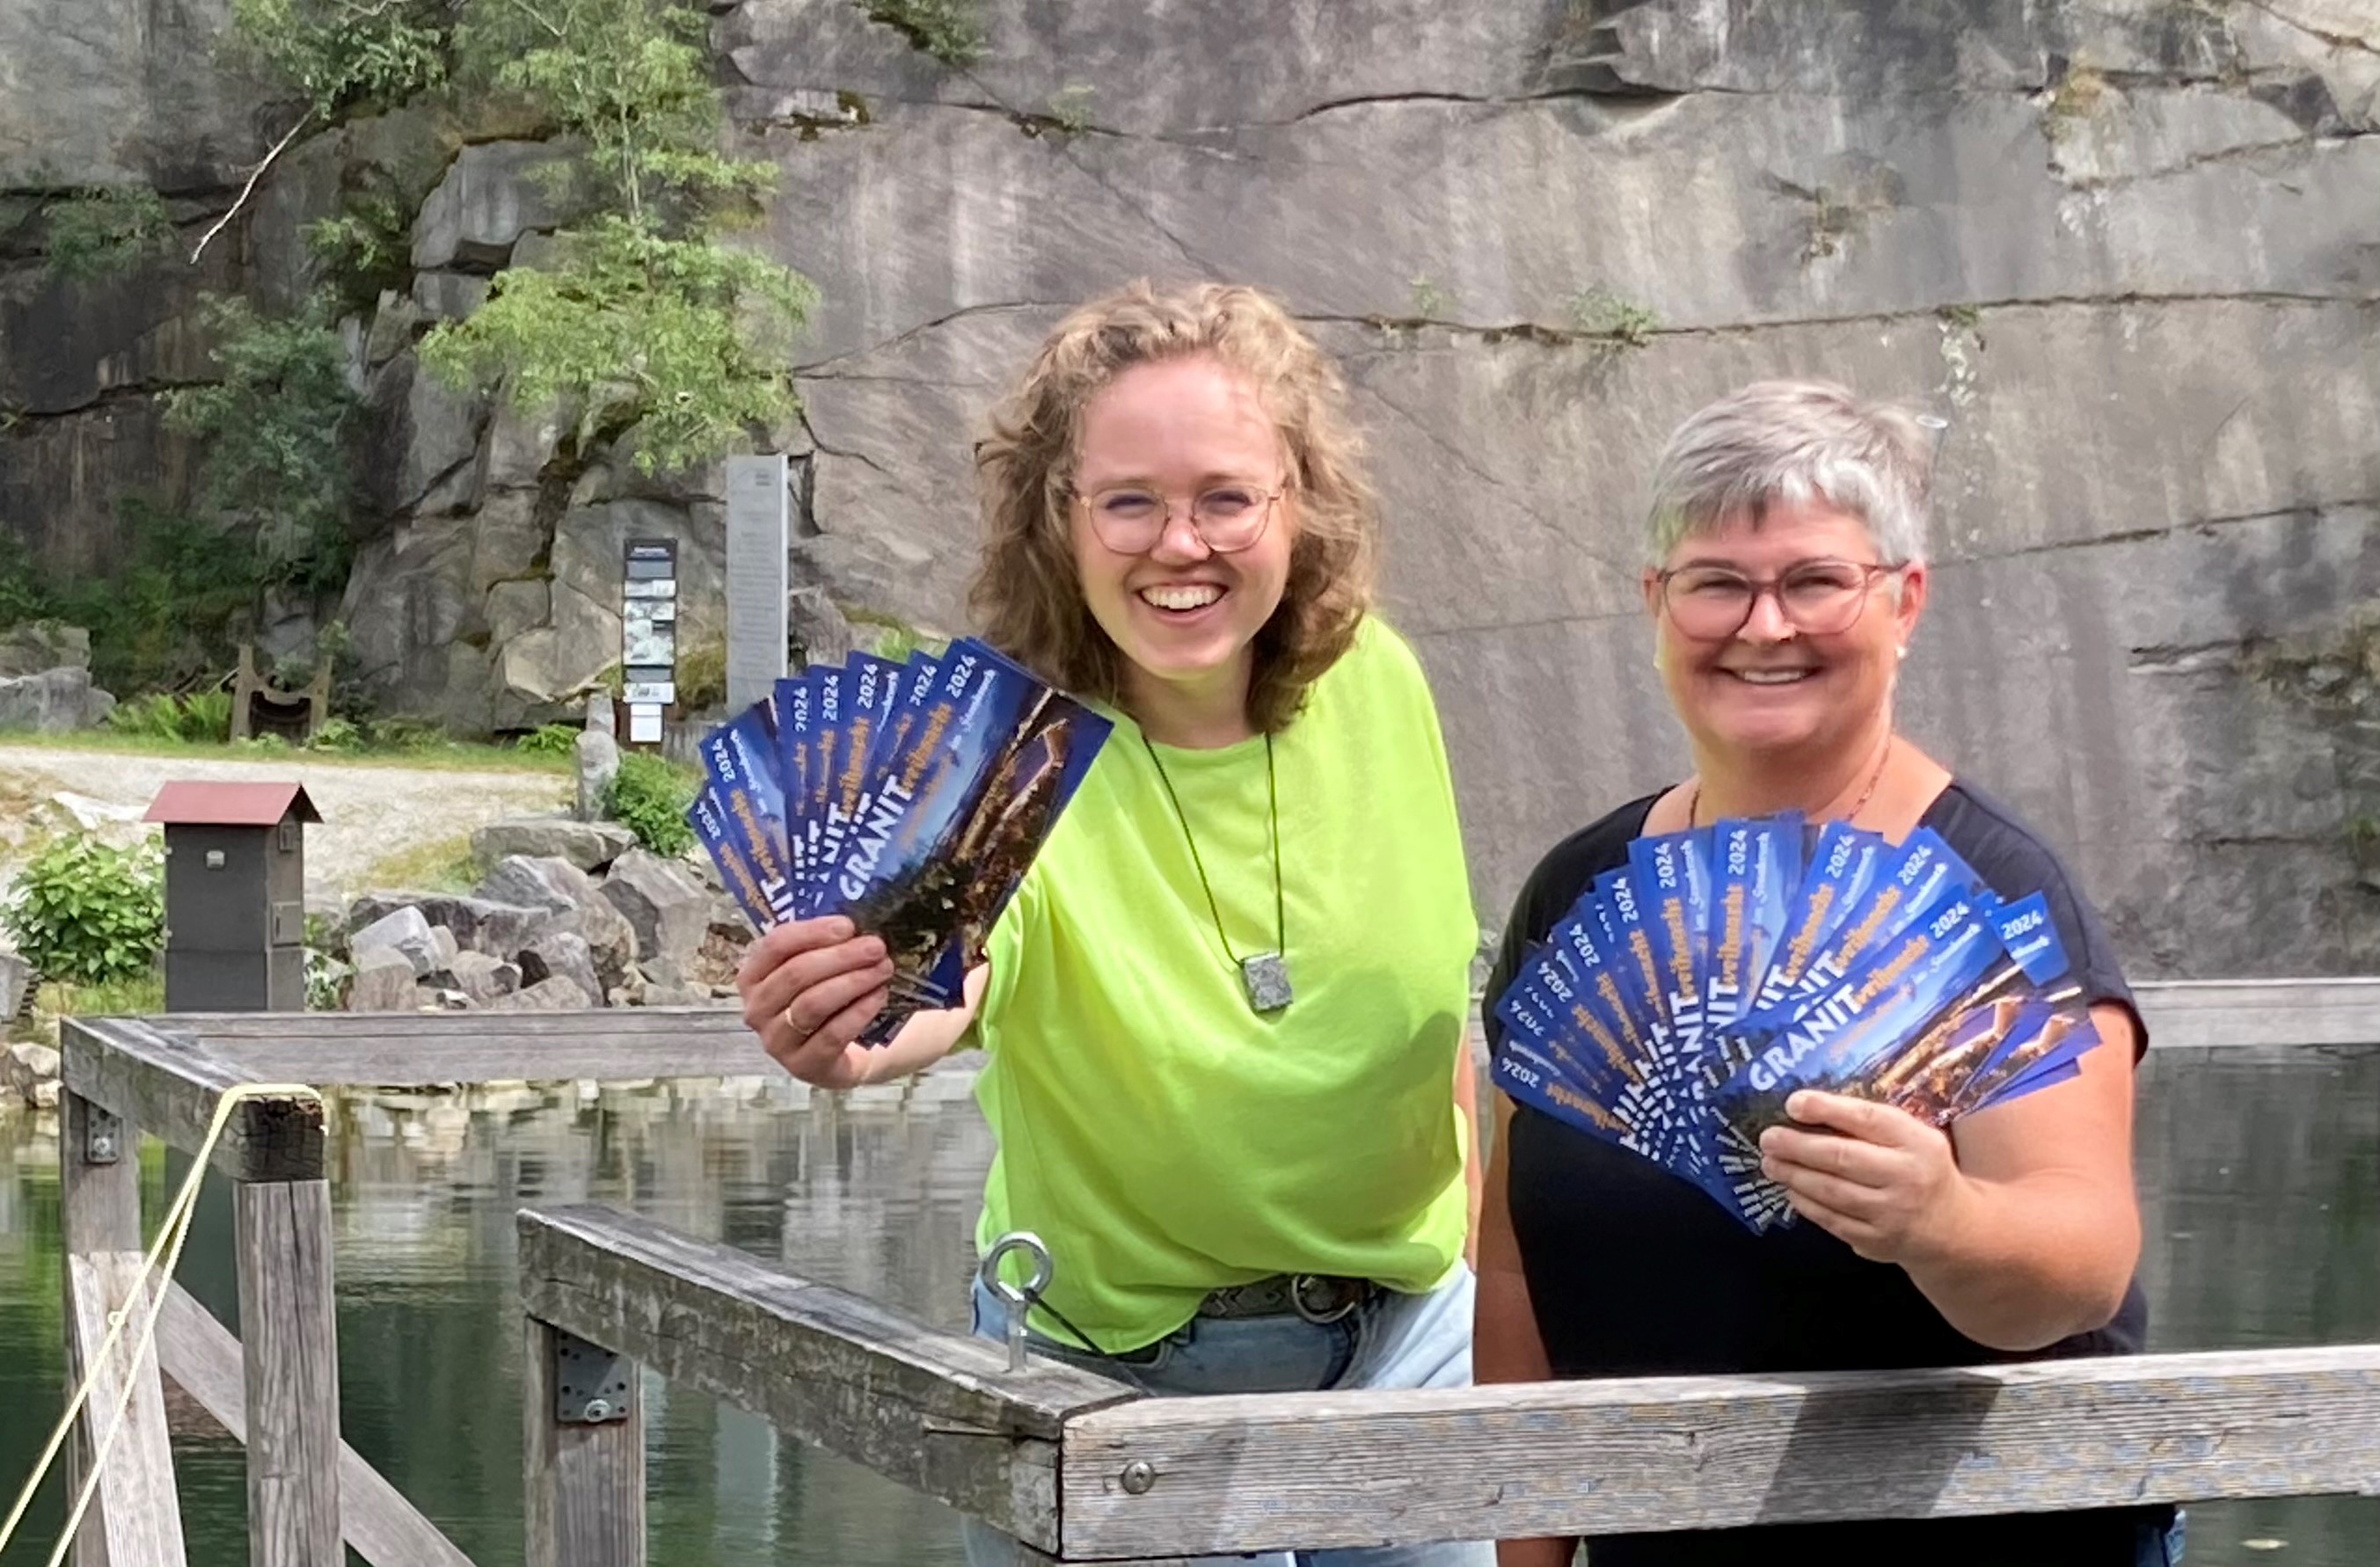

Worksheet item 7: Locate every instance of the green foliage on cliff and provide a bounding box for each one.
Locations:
[418,0,817,475]
[858,0,983,68]
[229,0,454,120]
[42,185,175,281]
[164,294,360,596]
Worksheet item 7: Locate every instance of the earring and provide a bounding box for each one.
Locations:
[1896,645,1909,660]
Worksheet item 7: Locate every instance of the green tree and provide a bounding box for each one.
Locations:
[163,294,360,595]
[421,0,817,474]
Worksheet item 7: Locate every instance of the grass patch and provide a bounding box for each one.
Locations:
[0,729,576,775]
[359,832,484,894]
[36,967,165,1020]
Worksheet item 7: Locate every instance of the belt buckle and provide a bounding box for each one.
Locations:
[1289,1273,1358,1324]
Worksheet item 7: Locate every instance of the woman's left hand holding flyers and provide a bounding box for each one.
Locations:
[1758,1090,1974,1265]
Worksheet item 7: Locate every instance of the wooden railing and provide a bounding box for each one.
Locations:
[47,981,2380,1565]
[518,1202,2380,1563]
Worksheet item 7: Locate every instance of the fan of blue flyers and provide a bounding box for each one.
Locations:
[1491,814,2106,1231]
[687,639,1113,1046]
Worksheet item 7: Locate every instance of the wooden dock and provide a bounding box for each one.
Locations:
[45,985,2380,1565]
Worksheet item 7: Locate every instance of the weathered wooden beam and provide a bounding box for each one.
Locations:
[523,1316,644,1567]
[174,1009,765,1086]
[61,1018,321,1182]
[60,1090,142,1567]
[65,1251,188,1567]
[152,1280,478,1567]
[237,1179,342,1567]
[516,1204,1137,1555]
[1057,1345,2380,1559]
[2134,979,2380,1049]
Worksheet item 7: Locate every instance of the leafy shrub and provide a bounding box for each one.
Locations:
[3,834,166,988]
[304,716,365,752]
[105,689,234,743]
[515,723,580,757]
[602,751,696,856]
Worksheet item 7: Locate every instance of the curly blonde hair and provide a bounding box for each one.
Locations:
[967,279,1380,735]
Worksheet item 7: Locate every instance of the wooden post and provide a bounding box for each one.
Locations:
[235,1179,341,1567]
[57,1090,186,1567]
[523,1316,644,1567]
[60,1090,136,1567]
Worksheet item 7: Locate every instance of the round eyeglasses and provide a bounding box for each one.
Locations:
[1655,558,1905,641]
[1072,480,1285,555]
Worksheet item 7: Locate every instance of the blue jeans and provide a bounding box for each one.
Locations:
[958,1265,1497,1567]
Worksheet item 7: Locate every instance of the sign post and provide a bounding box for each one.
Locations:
[724,454,790,713]
[620,537,678,748]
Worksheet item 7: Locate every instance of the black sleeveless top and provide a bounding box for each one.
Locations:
[1486,779,2165,1564]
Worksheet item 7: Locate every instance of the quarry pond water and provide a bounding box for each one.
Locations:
[1,1045,2373,1565]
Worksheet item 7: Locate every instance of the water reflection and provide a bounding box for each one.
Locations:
[2,1048,2374,1566]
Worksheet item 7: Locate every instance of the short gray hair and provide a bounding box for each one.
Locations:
[1643,380,1938,566]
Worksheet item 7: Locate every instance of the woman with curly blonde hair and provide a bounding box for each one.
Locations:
[737,279,1493,1567]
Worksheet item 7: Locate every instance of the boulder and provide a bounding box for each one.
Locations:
[690,918,755,992]
[449,951,520,1006]
[347,893,555,961]
[476,855,638,988]
[0,667,113,732]
[487,974,595,1011]
[640,981,714,1007]
[598,850,710,975]
[349,907,440,979]
[470,819,637,873]
[5,1041,61,1098]
[347,949,420,1012]
[787,587,856,668]
[517,931,604,1006]
[410,140,585,271]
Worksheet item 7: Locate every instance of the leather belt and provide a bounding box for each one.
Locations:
[1196,1273,1376,1323]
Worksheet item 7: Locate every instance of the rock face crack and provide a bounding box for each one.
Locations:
[792,300,1068,376]
[795,407,891,480]
[2240,0,2380,59]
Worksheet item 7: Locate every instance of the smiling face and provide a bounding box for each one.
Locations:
[1069,353,1295,733]
[1643,499,1924,763]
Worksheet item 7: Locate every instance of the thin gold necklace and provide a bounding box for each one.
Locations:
[1685,731,1895,831]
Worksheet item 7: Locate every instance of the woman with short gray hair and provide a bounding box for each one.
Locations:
[1473,380,2179,1565]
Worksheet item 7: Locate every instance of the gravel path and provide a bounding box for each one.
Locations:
[0,745,573,906]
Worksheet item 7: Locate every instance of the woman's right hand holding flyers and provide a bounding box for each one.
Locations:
[735,917,894,1089]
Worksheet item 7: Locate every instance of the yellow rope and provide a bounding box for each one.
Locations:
[0,1082,325,1565]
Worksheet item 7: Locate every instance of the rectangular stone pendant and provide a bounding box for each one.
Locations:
[1241,951,1292,1013]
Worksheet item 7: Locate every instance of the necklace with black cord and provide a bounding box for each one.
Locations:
[1140,729,1292,1014]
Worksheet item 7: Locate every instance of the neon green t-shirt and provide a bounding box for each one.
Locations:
[969,616,1478,1352]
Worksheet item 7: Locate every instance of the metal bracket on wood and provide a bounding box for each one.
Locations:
[84,1104,123,1165]
[553,1329,634,1425]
